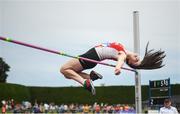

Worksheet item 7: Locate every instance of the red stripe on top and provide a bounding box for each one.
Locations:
[109,42,126,54]
[95,42,126,54]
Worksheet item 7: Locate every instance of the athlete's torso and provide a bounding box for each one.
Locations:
[94,42,126,61]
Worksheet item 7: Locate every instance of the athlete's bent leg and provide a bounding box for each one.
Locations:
[60,59,96,95]
[60,59,85,84]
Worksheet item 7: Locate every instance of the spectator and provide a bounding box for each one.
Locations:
[1,99,136,113]
[1,100,5,105]
[78,104,83,112]
[44,103,49,113]
[160,98,179,114]
[58,104,65,113]
[101,104,107,113]
[49,102,56,113]
[1,105,6,114]
[13,104,21,113]
[33,102,40,113]
[11,99,15,109]
[83,104,90,113]
[64,104,68,112]
[95,104,101,113]
[39,103,45,113]
[74,103,79,113]
[69,103,75,113]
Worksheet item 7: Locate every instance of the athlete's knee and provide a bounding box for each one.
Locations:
[60,66,71,79]
[60,66,66,75]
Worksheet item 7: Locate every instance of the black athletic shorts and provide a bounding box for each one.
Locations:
[79,48,100,70]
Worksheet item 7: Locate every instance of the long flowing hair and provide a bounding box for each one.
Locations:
[127,42,166,69]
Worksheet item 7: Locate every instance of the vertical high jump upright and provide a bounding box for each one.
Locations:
[133,11,142,113]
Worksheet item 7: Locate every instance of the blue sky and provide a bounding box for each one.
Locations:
[0,0,179,87]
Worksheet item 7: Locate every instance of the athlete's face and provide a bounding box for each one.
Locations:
[127,53,141,66]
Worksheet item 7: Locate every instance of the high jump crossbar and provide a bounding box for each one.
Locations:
[0,36,137,73]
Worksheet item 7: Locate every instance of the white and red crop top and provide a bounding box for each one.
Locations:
[95,42,126,61]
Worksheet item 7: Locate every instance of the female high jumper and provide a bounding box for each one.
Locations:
[60,42,165,95]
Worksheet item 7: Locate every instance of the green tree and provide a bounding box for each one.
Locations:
[0,57,10,83]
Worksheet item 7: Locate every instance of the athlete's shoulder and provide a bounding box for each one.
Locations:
[110,42,124,46]
[109,42,125,48]
[97,42,125,49]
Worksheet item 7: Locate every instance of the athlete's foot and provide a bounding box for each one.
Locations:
[90,70,103,81]
[83,79,96,95]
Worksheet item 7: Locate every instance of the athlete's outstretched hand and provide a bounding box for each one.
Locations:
[115,68,121,75]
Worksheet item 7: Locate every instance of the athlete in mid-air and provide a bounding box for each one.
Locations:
[60,42,165,95]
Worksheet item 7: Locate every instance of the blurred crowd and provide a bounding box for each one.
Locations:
[1,99,135,113]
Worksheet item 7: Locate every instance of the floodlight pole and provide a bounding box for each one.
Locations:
[133,11,142,113]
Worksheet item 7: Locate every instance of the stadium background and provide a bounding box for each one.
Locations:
[0,83,180,106]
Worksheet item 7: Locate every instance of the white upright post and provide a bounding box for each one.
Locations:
[133,11,142,113]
